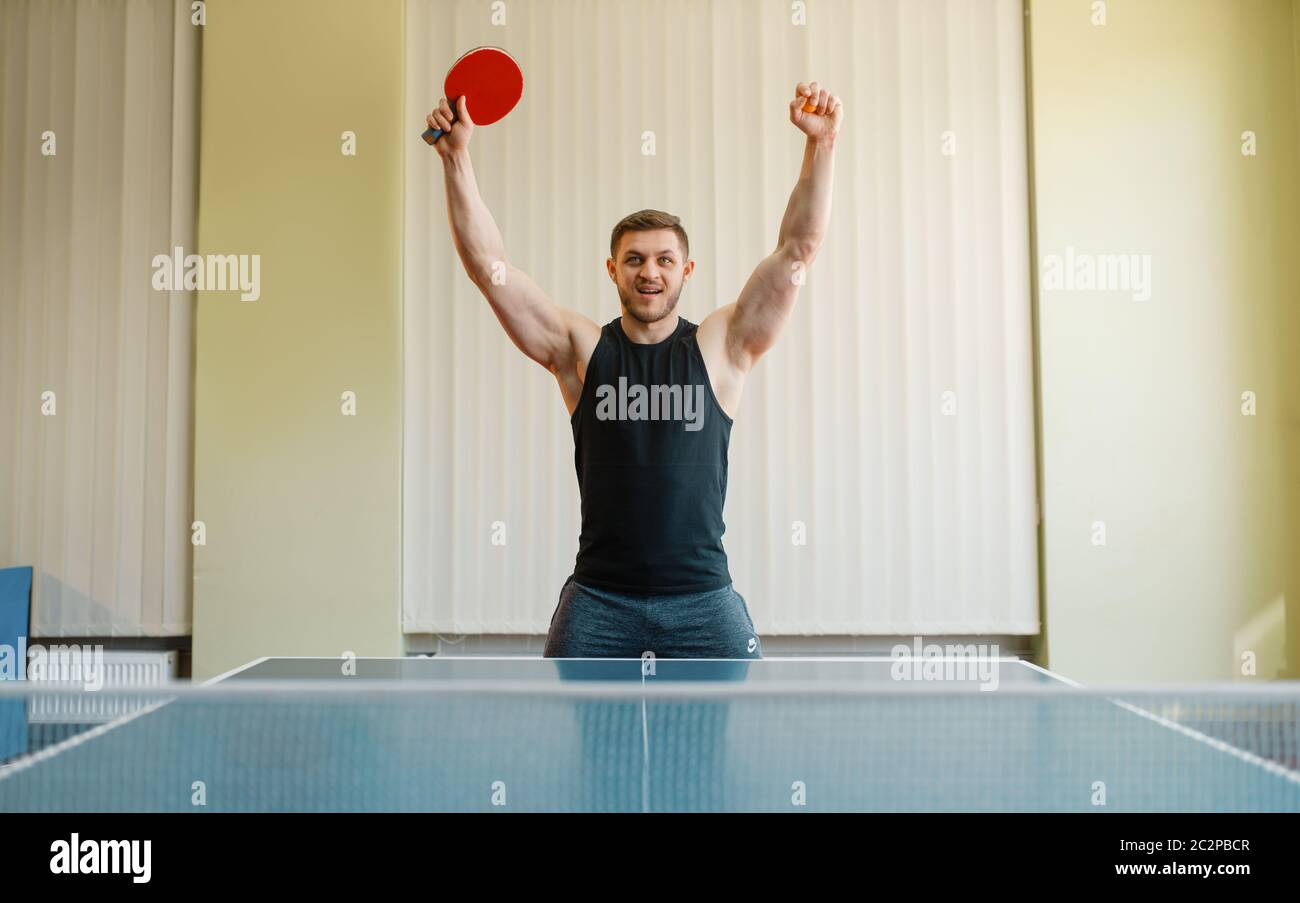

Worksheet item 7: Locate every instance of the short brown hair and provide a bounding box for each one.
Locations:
[609,209,689,260]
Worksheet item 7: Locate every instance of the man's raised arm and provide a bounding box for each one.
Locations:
[705,81,841,374]
[429,96,591,378]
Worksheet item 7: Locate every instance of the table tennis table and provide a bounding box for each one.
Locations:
[1,656,1298,812]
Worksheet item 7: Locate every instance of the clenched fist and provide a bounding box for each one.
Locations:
[790,81,843,143]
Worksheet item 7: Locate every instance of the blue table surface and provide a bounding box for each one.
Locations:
[1,657,1297,813]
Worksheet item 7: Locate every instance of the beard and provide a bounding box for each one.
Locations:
[618,282,682,324]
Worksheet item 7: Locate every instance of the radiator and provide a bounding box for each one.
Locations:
[27,650,180,724]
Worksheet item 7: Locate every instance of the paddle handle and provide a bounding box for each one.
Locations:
[421,100,461,145]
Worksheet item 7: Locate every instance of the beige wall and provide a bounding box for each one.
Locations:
[1030,0,1300,681]
[1292,0,1300,684]
[192,0,404,679]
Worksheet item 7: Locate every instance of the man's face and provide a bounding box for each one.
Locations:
[607,229,693,324]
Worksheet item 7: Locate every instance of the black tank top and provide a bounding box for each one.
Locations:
[570,316,734,593]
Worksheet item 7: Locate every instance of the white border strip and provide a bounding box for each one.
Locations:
[1107,696,1300,787]
[233,655,1036,664]
[0,697,171,784]
[203,655,270,686]
[1018,660,1300,786]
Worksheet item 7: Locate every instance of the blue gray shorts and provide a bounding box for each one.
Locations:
[544,577,762,660]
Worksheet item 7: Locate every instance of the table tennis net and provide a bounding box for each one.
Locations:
[1,682,1298,812]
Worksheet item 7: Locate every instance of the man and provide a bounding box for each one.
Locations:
[427,81,840,659]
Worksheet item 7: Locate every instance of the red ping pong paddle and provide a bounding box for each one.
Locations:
[421,46,523,145]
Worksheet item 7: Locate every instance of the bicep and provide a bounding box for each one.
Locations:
[476,265,580,372]
[728,244,808,366]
